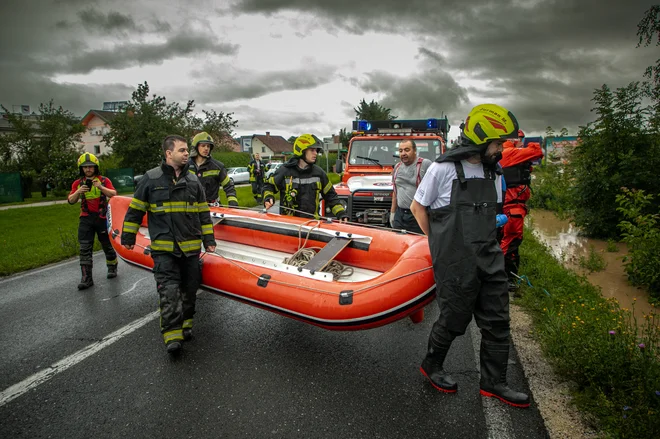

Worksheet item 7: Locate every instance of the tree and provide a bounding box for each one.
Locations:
[103,82,195,174]
[338,128,352,148]
[559,127,569,137]
[353,99,396,120]
[545,126,555,137]
[287,135,297,144]
[187,109,239,152]
[0,101,84,196]
[569,83,660,238]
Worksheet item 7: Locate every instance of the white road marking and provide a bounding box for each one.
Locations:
[0,310,158,408]
[468,320,515,439]
[102,276,150,301]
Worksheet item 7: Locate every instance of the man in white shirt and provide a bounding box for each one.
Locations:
[411,104,530,408]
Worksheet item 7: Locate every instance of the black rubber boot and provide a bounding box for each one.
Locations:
[77,265,94,290]
[479,339,530,408]
[166,340,182,354]
[420,335,457,393]
[107,264,118,279]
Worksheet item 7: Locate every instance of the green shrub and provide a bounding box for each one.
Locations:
[518,230,660,438]
[578,245,607,273]
[212,151,252,168]
[528,164,572,215]
[616,188,660,300]
[606,239,619,252]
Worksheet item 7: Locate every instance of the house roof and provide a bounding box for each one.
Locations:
[252,134,292,153]
[80,110,118,126]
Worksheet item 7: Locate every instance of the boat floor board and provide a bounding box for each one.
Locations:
[213,239,382,283]
[303,237,352,273]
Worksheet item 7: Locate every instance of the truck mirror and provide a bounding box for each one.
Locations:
[335,159,343,173]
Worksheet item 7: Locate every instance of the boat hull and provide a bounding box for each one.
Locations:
[107,196,436,330]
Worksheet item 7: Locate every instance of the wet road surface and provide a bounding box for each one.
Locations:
[0,254,548,438]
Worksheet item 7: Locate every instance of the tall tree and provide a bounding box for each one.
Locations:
[559,127,569,137]
[187,109,239,152]
[545,126,555,137]
[353,99,396,120]
[338,128,352,148]
[103,82,195,173]
[0,101,84,196]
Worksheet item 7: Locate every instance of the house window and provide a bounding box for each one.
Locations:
[261,146,266,153]
[94,145,100,154]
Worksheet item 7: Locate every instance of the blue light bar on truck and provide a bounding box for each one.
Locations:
[352,118,448,134]
[357,120,372,131]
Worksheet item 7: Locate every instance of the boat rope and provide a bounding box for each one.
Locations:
[284,219,354,281]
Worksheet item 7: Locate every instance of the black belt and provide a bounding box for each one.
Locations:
[398,207,412,213]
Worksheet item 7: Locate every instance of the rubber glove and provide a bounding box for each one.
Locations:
[496,214,508,228]
[390,212,396,227]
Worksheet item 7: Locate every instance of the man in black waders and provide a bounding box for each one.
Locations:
[188,131,239,207]
[121,135,216,355]
[67,153,118,290]
[410,103,530,408]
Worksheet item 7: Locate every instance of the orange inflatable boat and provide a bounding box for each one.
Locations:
[107,196,436,330]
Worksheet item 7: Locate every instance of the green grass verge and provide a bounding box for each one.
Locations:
[517,230,659,438]
[0,204,83,275]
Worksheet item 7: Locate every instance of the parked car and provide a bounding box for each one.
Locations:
[265,162,283,179]
[227,167,250,184]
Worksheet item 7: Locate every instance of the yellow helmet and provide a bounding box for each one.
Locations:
[191,132,214,158]
[462,104,520,146]
[77,152,100,176]
[292,134,322,157]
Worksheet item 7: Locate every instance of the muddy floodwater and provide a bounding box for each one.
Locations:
[527,209,656,320]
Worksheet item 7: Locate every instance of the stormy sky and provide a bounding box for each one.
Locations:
[0,0,656,140]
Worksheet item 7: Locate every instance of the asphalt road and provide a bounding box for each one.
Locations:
[0,253,549,439]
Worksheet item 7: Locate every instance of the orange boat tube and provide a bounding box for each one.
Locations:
[107,196,436,331]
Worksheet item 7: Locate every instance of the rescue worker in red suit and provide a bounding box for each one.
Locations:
[498,130,544,290]
[68,153,118,290]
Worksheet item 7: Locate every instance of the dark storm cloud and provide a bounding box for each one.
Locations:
[224,105,327,134]
[0,1,239,115]
[185,63,337,102]
[233,0,657,134]
[54,33,239,74]
[354,47,468,121]
[77,9,139,34]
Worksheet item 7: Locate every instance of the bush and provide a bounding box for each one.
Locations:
[518,230,660,438]
[527,164,572,214]
[616,188,660,300]
[212,151,252,168]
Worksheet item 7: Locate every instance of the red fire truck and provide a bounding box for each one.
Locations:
[330,118,449,225]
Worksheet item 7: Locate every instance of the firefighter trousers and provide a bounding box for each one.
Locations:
[78,214,117,267]
[152,253,202,344]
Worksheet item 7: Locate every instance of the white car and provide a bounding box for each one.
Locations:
[227,167,250,184]
[265,162,283,179]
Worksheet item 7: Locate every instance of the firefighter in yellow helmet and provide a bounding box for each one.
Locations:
[248,152,266,203]
[189,132,238,206]
[410,104,530,408]
[263,134,347,221]
[67,152,118,289]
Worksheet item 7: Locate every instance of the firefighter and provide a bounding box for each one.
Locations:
[189,131,239,207]
[67,152,118,290]
[410,104,530,408]
[248,152,265,203]
[499,130,544,290]
[121,135,216,354]
[263,134,348,221]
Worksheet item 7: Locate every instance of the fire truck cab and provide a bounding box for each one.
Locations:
[329,117,449,225]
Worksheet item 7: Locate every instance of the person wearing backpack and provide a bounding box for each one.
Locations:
[390,140,432,233]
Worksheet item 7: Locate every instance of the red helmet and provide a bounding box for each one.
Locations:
[517,129,525,138]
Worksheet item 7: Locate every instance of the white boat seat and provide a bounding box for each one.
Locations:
[303,237,353,273]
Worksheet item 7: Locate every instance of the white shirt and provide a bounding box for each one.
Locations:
[414,160,503,209]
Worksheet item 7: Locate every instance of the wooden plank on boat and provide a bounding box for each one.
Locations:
[303,237,352,273]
